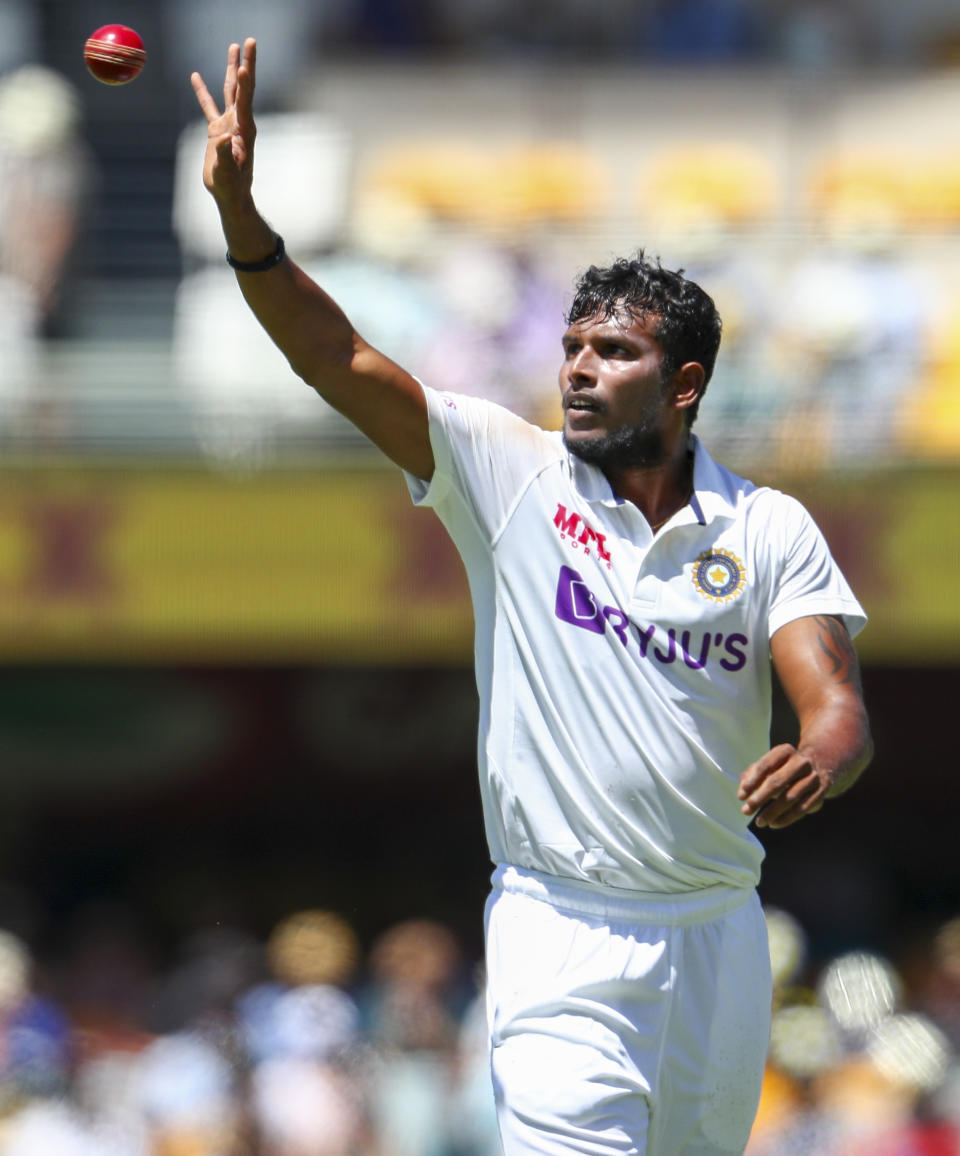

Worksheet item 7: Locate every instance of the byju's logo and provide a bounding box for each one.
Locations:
[553,504,612,567]
[555,565,748,672]
[554,564,624,637]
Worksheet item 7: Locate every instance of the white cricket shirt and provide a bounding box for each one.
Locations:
[406,386,867,896]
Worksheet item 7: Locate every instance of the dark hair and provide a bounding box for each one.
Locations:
[566,252,722,424]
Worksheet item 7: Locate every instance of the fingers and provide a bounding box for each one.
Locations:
[236,39,257,138]
[195,40,254,130]
[754,775,823,829]
[738,744,827,829]
[223,41,240,111]
[242,37,257,82]
[738,744,793,806]
[191,71,221,122]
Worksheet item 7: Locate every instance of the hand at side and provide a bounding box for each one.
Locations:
[738,614,873,829]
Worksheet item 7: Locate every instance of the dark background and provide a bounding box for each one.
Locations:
[0,661,950,975]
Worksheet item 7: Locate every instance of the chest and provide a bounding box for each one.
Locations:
[498,485,770,643]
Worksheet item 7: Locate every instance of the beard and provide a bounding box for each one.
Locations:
[563,417,668,471]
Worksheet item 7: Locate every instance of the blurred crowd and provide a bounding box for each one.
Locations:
[0,900,958,1155]
[0,1,958,467]
[7,0,960,71]
[0,905,499,1156]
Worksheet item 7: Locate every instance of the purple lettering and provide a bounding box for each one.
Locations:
[720,633,748,671]
[654,629,677,664]
[603,606,629,647]
[681,630,712,670]
[555,571,749,675]
[554,566,605,634]
[634,623,656,657]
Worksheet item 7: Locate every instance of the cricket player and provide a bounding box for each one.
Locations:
[192,40,873,1155]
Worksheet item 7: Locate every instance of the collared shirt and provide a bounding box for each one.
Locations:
[406,386,867,896]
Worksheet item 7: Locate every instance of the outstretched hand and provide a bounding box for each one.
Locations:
[191,38,257,211]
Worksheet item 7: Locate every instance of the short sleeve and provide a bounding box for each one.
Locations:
[403,383,562,543]
[767,494,867,639]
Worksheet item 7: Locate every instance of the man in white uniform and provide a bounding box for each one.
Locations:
[191,41,873,1155]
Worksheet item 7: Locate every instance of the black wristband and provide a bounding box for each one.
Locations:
[226,234,285,272]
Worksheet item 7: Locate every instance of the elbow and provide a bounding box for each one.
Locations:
[826,715,874,799]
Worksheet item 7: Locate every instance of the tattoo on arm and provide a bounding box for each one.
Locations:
[813,614,862,691]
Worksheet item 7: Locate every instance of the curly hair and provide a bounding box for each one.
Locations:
[566,252,722,424]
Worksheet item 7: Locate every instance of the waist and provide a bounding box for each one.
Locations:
[491,862,755,927]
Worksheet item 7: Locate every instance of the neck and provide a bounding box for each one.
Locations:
[606,435,694,531]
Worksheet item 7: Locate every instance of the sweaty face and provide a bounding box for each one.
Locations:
[559,310,672,470]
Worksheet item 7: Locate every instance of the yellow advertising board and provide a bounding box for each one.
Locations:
[0,462,955,663]
[0,465,471,662]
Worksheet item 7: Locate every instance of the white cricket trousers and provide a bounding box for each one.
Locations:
[484,865,771,1156]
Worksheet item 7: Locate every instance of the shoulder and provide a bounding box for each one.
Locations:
[740,486,824,556]
[424,384,564,461]
[743,485,810,522]
[705,451,811,529]
[697,444,821,552]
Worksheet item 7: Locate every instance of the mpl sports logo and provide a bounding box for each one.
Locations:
[554,565,748,672]
[553,504,612,568]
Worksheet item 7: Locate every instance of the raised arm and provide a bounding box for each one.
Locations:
[190,39,434,480]
[738,614,873,829]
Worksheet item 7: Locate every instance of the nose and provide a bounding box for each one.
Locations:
[568,344,597,383]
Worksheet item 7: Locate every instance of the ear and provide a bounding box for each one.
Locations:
[669,362,706,413]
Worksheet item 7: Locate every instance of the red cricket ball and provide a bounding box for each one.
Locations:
[83,24,146,85]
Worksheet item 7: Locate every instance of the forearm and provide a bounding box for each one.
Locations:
[218,199,359,393]
[797,695,873,799]
[740,615,873,828]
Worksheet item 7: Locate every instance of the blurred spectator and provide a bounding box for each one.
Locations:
[0,65,92,338]
[237,908,371,1155]
[449,969,502,1156]
[136,1030,240,1154]
[418,239,566,424]
[51,901,156,1056]
[251,1054,370,1155]
[0,929,72,1111]
[361,918,470,1156]
[767,237,928,467]
[154,924,265,1034]
[910,916,960,1053]
[678,242,781,463]
[747,919,959,1156]
[0,65,93,430]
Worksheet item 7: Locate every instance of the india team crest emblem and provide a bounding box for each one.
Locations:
[692,549,746,603]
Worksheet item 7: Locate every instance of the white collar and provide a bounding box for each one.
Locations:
[567,434,743,525]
